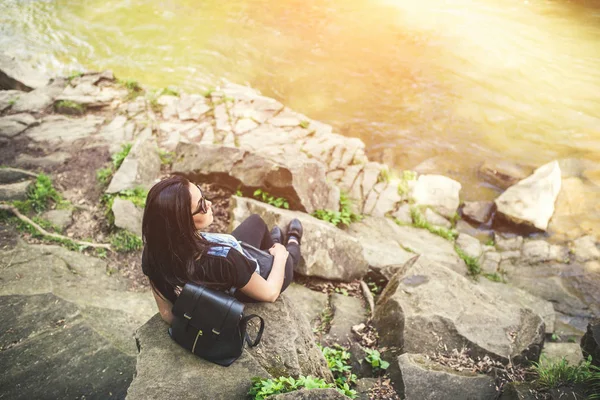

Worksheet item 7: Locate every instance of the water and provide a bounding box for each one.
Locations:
[2,0,600,204]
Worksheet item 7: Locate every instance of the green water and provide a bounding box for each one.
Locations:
[2,0,600,206]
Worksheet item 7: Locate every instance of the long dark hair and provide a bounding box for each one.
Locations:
[142,175,212,296]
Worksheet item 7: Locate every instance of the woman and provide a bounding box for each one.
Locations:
[141,175,303,324]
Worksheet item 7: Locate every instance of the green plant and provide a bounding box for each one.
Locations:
[119,78,143,100]
[334,287,348,296]
[54,100,85,115]
[397,170,417,195]
[202,87,216,97]
[161,87,180,97]
[31,216,61,233]
[110,230,143,252]
[312,192,362,228]
[158,149,175,165]
[410,206,458,241]
[378,168,391,184]
[8,97,18,106]
[319,345,357,398]
[483,272,504,283]
[253,189,289,209]
[367,281,382,296]
[96,167,113,185]
[364,349,390,373]
[112,143,132,170]
[533,356,600,393]
[248,375,334,400]
[235,189,243,197]
[299,120,310,129]
[455,246,481,277]
[26,174,63,213]
[67,72,84,82]
[485,239,495,247]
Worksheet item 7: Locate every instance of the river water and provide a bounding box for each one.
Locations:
[2,0,600,203]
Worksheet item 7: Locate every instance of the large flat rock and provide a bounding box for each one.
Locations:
[25,115,105,145]
[173,142,339,214]
[0,54,49,90]
[127,293,332,400]
[231,196,368,281]
[373,256,545,365]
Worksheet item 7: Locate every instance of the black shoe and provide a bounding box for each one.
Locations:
[270,226,283,244]
[286,218,303,245]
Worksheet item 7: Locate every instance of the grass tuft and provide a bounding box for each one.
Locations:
[312,192,362,228]
[533,356,600,395]
[54,100,85,115]
[110,230,143,252]
[410,206,458,241]
[455,245,481,277]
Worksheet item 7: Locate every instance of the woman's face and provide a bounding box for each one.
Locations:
[189,183,213,230]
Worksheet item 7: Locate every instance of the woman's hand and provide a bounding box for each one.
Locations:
[269,243,289,259]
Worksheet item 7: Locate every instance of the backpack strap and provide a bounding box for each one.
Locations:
[241,314,265,348]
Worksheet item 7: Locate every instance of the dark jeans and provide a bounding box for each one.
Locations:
[231,214,299,298]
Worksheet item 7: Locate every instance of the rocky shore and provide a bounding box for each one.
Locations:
[1,59,599,399]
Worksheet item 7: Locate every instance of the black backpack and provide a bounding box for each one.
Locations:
[169,283,265,366]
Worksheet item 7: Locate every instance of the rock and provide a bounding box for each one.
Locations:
[411,174,461,218]
[581,318,600,367]
[111,198,143,236]
[269,389,347,399]
[0,90,23,112]
[476,279,555,334]
[16,152,71,169]
[462,201,494,225]
[0,180,31,201]
[174,142,339,214]
[495,160,562,231]
[0,54,49,90]
[0,243,155,400]
[521,240,568,264]
[231,197,368,281]
[480,251,501,274]
[541,343,583,366]
[495,235,524,251]
[41,209,73,231]
[325,294,367,345]
[456,234,483,260]
[571,236,600,262]
[479,161,532,190]
[391,203,412,225]
[106,128,161,193]
[346,216,414,274]
[370,182,402,218]
[456,219,482,237]
[548,176,600,241]
[355,378,378,400]
[12,78,68,114]
[500,262,595,331]
[98,115,135,152]
[424,207,452,228]
[25,115,105,145]
[126,294,333,400]
[0,167,36,184]
[0,113,38,138]
[56,79,124,108]
[284,283,328,325]
[349,342,372,378]
[392,353,497,400]
[498,382,538,400]
[373,256,545,364]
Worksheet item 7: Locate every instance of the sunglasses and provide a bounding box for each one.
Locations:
[192,184,210,215]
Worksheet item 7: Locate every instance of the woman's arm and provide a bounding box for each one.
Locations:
[151,285,174,324]
[239,244,288,302]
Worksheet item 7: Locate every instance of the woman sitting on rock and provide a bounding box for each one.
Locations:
[141,175,302,324]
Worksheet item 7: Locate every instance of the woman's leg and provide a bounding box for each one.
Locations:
[231,214,274,250]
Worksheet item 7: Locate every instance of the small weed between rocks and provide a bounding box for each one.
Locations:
[314,305,334,335]
[533,356,600,395]
[485,239,495,247]
[54,100,85,115]
[248,375,334,400]
[101,187,148,227]
[158,149,175,166]
[13,173,65,214]
[364,348,390,373]
[161,87,180,97]
[299,120,310,129]
[110,230,143,253]
[454,246,481,277]
[319,344,358,398]
[66,72,84,82]
[378,168,391,184]
[119,78,143,100]
[253,189,289,209]
[397,170,417,196]
[8,98,18,106]
[96,143,133,186]
[312,192,362,228]
[8,214,84,252]
[483,272,505,283]
[410,206,458,241]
